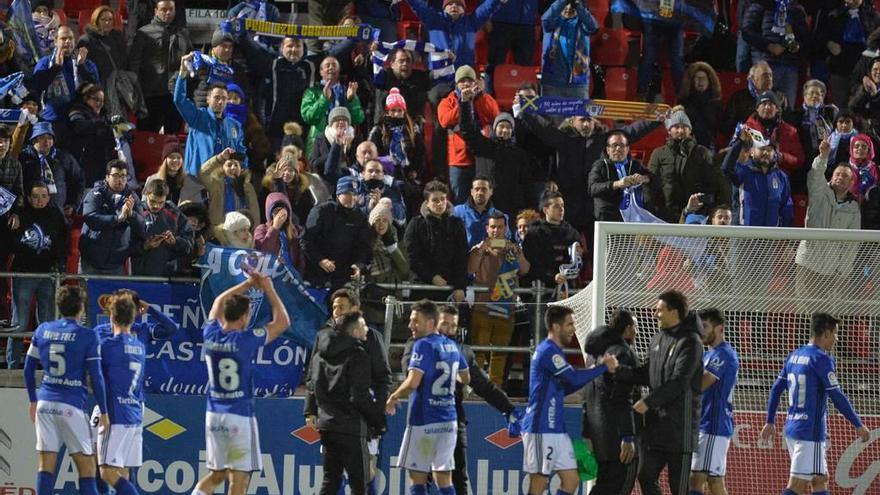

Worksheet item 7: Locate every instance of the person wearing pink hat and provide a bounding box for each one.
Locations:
[368,88,426,177]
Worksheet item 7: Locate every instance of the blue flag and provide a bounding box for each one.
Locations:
[198,245,328,348]
[611,0,716,35]
[7,0,41,68]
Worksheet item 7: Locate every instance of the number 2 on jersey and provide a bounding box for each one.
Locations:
[787,372,806,408]
[431,361,460,396]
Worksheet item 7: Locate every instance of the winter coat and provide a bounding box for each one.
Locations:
[310,128,361,188]
[304,328,385,437]
[79,181,139,270]
[373,69,431,123]
[401,337,514,426]
[198,154,260,229]
[795,155,861,277]
[644,137,730,223]
[814,4,880,77]
[437,90,499,167]
[363,227,410,324]
[260,168,322,225]
[722,88,789,136]
[355,178,407,225]
[302,200,372,289]
[742,0,810,67]
[254,192,306,274]
[403,201,469,290]
[144,172,204,206]
[785,104,839,168]
[540,0,598,89]
[616,313,704,453]
[20,145,84,213]
[721,139,794,226]
[460,101,533,216]
[174,76,247,177]
[405,0,502,69]
[104,70,147,120]
[67,101,118,186]
[367,120,426,176]
[300,84,365,154]
[129,16,193,97]
[588,155,651,222]
[680,91,723,150]
[849,82,880,128]
[744,114,806,193]
[77,28,128,82]
[239,37,317,138]
[521,219,580,286]
[11,202,67,273]
[581,325,641,462]
[28,56,99,122]
[0,154,23,213]
[520,112,660,230]
[130,200,194,276]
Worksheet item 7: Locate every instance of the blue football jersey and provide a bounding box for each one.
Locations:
[202,320,267,417]
[700,341,739,437]
[780,344,839,442]
[100,333,146,425]
[28,318,101,410]
[94,306,179,344]
[522,339,573,434]
[406,333,467,426]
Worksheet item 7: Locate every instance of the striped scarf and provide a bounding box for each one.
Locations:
[372,40,455,85]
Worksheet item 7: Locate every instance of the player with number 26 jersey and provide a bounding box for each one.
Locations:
[405,333,468,426]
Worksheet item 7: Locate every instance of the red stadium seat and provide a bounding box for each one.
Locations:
[587,0,609,26]
[591,28,639,67]
[66,227,81,274]
[422,102,435,177]
[475,28,489,69]
[62,0,102,18]
[603,67,637,101]
[53,9,68,25]
[131,131,179,183]
[718,71,748,105]
[493,64,538,110]
[397,21,423,41]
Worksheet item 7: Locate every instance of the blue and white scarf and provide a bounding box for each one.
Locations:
[191,51,234,86]
[38,148,57,195]
[843,8,866,45]
[388,125,409,169]
[0,185,15,216]
[372,40,455,86]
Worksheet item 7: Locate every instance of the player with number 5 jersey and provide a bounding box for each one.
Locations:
[760,313,870,495]
[386,300,470,495]
[23,286,109,495]
[192,271,290,495]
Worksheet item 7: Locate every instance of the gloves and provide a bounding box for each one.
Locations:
[18,108,38,126]
[506,408,524,438]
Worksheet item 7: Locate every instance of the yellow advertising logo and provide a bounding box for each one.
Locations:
[144,406,187,441]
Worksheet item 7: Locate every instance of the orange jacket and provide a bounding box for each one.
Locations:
[437,90,499,167]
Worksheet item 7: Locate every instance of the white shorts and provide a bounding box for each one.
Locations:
[785,437,827,480]
[205,412,263,472]
[35,401,93,455]
[97,424,143,468]
[522,432,576,476]
[395,421,457,473]
[690,433,731,476]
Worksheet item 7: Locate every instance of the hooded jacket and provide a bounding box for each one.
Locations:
[403,200,469,290]
[11,202,68,273]
[588,155,651,222]
[437,90,500,167]
[460,102,534,216]
[848,135,880,202]
[302,200,372,289]
[129,16,193,96]
[304,328,385,437]
[254,192,306,274]
[405,0,502,70]
[129,199,194,276]
[581,325,641,462]
[79,181,138,270]
[645,136,730,223]
[616,312,704,453]
[198,153,260,229]
[721,139,794,226]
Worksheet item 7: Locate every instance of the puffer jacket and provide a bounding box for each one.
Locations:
[616,312,704,453]
[304,328,385,437]
[129,16,193,96]
[588,155,651,222]
[302,200,372,289]
[581,325,642,462]
[129,200,194,276]
[254,192,305,274]
[79,181,139,270]
[460,101,534,216]
[742,0,809,66]
[403,201,468,290]
[645,137,730,223]
[795,155,861,277]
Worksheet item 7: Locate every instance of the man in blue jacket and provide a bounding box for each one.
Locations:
[79,159,138,276]
[174,52,247,177]
[452,176,511,249]
[28,26,99,125]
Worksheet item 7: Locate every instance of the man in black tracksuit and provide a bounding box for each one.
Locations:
[616,290,703,495]
[304,311,386,495]
[401,304,515,495]
[581,309,643,495]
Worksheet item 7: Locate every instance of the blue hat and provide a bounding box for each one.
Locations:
[30,121,54,141]
[226,82,245,100]
[336,176,357,196]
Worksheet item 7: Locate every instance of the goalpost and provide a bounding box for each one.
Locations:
[557,222,880,495]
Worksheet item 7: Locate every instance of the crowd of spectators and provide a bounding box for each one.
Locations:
[1,0,880,382]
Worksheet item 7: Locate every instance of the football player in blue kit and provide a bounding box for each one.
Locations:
[689,308,739,495]
[95,294,146,495]
[522,306,618,495]
[192,272,290,495]
[386,299,470,495]
[760,312,870,495]
[23,286,109,495]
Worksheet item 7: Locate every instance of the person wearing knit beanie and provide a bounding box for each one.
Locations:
[212,29,235,49]
[368,197,393,226]
[328,106,352,125]
[664,109,692,130]
[162,140,182,161]
[385,88,407,112]
[455,65,477,84]
[221,211,253,248]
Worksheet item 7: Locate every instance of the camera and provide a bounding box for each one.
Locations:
[783,34,800,53]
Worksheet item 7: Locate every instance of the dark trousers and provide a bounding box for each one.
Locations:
[319,431,369,495]
[452,422,468,495]
[141,94,183,133]
[637,447,692,495]
[590,458,638,495]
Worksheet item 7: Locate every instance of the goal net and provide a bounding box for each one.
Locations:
[557,222,880,495]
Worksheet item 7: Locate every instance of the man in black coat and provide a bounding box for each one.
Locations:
[373,48,431,124]
[588,130,652,223]
[521,190,581,287]
[581,309,642,495]
[401,304,515,495]
[303,311,386,495]
[616,290,704,495]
